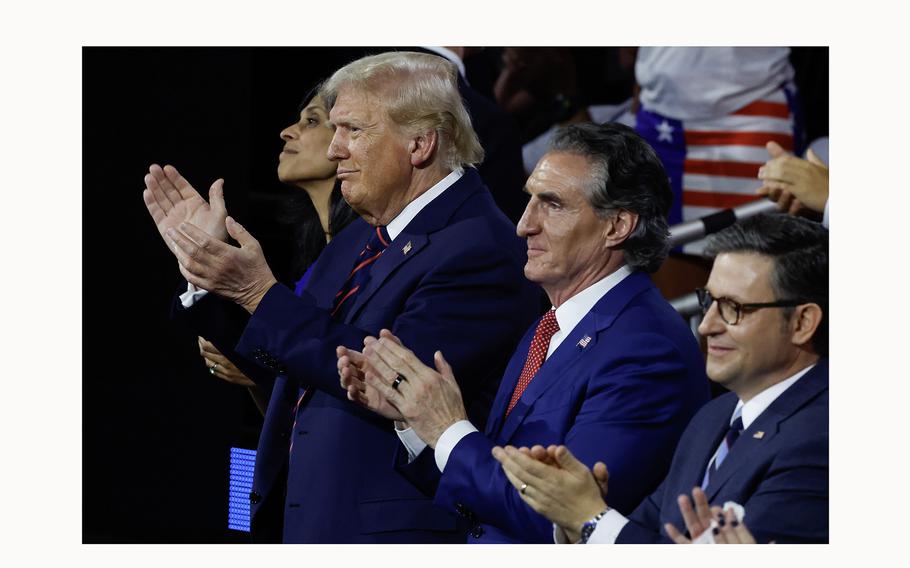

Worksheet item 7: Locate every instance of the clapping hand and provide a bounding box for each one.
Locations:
[143,164,228,247]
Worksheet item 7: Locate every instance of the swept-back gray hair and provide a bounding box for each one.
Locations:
[323,51,484,171]
[549,122,673,273]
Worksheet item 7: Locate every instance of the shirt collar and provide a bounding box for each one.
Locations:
[552,265,634,340]
[385,168,463,241]
[734,364,816,429]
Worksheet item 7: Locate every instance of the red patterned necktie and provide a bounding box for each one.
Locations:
[331,225,390,320]
[291,225,390,455]
[505,309,559,416]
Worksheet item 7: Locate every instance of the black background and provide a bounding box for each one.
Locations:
[83,47,377,543]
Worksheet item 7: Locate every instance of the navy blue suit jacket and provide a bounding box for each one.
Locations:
[191,169,540,543]
[399,271,710,543]
[617,358,829,544]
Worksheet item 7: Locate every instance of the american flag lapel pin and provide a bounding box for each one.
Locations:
[577,335,592,349]
[402,241,413,255]
[753,431,765,439]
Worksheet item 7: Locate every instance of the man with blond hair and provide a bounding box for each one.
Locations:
[144,51,539,542]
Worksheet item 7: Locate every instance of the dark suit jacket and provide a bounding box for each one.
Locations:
[617,358,829,544]
[182,168,540,543]
[399,271,710,543]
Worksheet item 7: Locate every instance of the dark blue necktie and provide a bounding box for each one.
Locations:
[701,413,744,489]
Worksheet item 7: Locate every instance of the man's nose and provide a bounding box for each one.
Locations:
[516,201,536,237]
[327,132,346,161]
[697,300,725,337]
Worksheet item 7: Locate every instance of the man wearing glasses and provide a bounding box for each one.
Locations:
[493,213,829,544]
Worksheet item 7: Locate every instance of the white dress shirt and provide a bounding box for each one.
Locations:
[397,265,634,471]
[573,363,816,544]
[179,168,464,308]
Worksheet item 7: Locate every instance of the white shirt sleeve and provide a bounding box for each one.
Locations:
[553,509,630,544]
[433,420,478,472]
[179,282,209,308]
[395,425,428,462]
[587,509,630,543]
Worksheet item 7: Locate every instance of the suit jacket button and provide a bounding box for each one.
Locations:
[249,491,262,504]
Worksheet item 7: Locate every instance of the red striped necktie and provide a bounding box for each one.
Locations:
[505,309,559,417]
[289,225,391,455]
[331,225,391,320]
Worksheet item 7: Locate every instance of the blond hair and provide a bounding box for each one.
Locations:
[323,51,484,170]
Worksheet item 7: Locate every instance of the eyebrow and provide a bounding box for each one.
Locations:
[535,190,563,204]
[706,289,748,304]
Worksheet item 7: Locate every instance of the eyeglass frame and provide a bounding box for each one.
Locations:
[694,287,810,326]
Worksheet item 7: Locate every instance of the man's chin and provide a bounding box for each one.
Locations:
[705,361,734,386]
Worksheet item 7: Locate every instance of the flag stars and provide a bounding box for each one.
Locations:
[656,120,675,143]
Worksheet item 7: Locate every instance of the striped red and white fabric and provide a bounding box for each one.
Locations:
[637,85,800,256]
[679,92,794,253]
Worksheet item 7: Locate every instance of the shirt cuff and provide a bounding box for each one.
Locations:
[822,199,830,229]
[434,420,478,473]
[179,283,209,308]
[587,509,629,544]
[395,425,427,462]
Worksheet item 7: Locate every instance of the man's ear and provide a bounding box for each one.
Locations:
[790,303,823,349]
[409,130,439,168]
[603,210,639,248]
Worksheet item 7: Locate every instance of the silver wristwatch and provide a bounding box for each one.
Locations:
[579,507,610,544]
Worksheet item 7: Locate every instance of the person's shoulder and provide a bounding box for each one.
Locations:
[430,215,524,266]
[602,275,694,338]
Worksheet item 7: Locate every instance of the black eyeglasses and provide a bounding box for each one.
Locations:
[695,288,808,326]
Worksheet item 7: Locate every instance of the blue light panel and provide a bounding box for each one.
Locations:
[228,447,257,532]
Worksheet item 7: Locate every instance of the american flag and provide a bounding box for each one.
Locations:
[638,86,800,255]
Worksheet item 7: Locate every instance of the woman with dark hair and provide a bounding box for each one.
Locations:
[198,86,357,413]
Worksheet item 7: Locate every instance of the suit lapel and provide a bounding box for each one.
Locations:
[343,169,485,322]
[493,271,655,443]
[485,326,536,437]
[303,219,371,309]
[496,312,604,443]
[686,396,739,489]
[344,234,428,321]
[704,360,829,501]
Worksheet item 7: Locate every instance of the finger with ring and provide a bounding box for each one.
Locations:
[519,483,528,495]
[392,373,407,390]
[209,363,220,375]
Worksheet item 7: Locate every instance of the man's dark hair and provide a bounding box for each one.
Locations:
[705,214,829,356]
[549,122,673,273]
